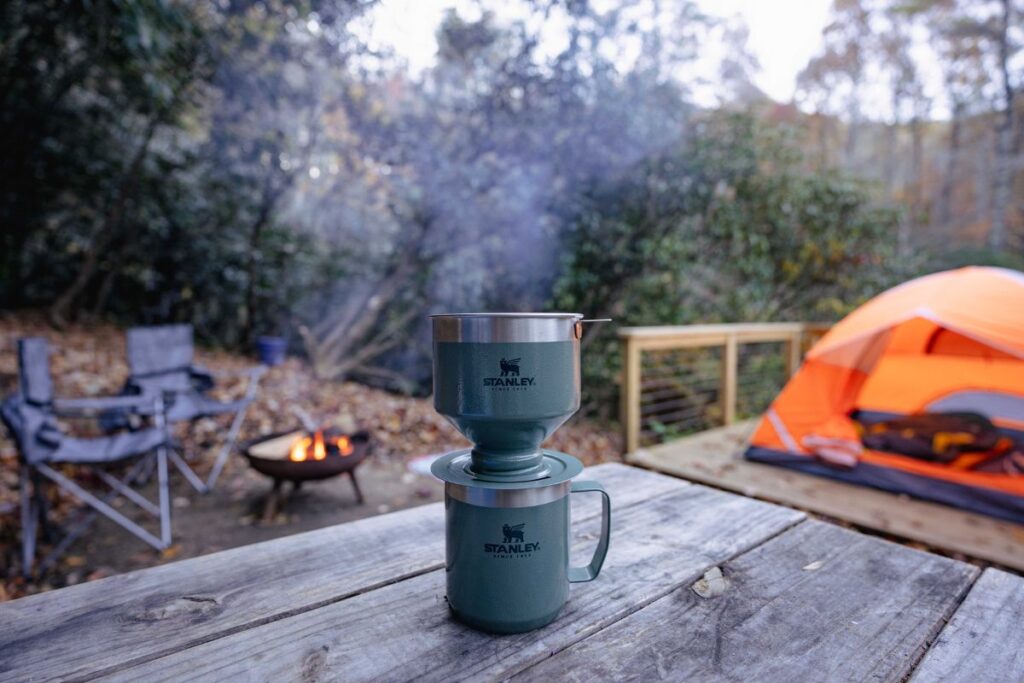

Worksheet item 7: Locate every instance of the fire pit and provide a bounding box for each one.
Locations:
[243,428,371,520]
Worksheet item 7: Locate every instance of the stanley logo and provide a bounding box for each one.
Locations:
[483,358,535,388]
[484,523,539,556]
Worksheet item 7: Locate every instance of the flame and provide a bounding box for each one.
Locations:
[312,430,326,460]
[289,436,311,462]
[288,430,354,461]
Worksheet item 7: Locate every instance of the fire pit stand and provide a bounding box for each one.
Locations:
[241,428,371,522]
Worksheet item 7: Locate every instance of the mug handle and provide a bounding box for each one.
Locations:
[568,480,611,583]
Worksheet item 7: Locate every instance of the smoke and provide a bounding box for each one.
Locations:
[267,1,708,385]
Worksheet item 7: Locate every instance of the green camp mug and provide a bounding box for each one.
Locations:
[439,461,612,634]
[429,313,613,633]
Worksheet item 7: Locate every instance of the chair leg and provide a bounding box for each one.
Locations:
[20,465,37,577]
[35,464,167,551]
[32,472,56,544]
[95,468,160,516]
[157,447,171,547]
[205,404,250,489]
[168,448,208,493]
[136,454,157,485]
[36,457,153,574]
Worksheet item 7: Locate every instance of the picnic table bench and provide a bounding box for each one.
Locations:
[1,463,1021,682]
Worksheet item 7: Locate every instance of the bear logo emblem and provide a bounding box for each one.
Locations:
[499,358,521,377]
[502,523,525,543]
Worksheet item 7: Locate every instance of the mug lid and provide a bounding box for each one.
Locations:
[431,449,583,488]
[428,312,583,319]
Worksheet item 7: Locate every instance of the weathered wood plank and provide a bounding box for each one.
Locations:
[911,568,1024,682]
[100,485,804,682]
[0,463,682,683]
[629,421,1024,571]
[516,520,978,683]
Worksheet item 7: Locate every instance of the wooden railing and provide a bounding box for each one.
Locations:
[619,322,831,453]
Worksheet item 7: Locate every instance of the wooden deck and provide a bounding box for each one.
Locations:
[1,463,1022,681]
[627,421,1024,571]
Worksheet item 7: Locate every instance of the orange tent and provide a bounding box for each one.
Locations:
[746,266,1024,522]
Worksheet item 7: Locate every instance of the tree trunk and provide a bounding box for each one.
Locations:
[883,122,898,195]
[815,115,829,170]
[988,0,1016,251]
[843,87,863,171]
[243,177,278,345]
[937,102,963,231]
[907,113,924,249]
[48,114,161,324]
[91,269,116,317]
[883,95,899,198]
[990,119,1014,251]
[300,211,443,381]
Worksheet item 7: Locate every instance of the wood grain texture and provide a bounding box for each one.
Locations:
[100,485,804,682]
[622,337,642,453]
[720,334,737,425]
[247,430,304,459]
[911,568,1024,683]
[516,520,978,683]
[629,421,1024,570]
[0,463,683,683]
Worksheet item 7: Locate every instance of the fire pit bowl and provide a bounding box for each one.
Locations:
[241,428,371,519]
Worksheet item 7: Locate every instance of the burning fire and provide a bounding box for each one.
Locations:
[289,435,312,462]
[289,431,355,461]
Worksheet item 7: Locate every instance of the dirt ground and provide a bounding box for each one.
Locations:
[59,450,447,582]
[0,313,622,600]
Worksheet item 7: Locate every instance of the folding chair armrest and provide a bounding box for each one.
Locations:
[53,394,164,417]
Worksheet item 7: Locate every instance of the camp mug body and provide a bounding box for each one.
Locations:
[443,479,611,634]
[430,313,583,475]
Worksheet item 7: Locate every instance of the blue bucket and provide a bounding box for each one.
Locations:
[256,336,287,366]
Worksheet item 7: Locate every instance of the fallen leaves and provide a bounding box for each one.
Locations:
[160,545,183,561]
[64,555,87,568]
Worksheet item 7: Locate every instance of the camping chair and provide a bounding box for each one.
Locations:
[1,338,187,576]
[124,324,265,490]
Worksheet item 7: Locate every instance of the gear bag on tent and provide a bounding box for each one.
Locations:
[855,411,1016,466]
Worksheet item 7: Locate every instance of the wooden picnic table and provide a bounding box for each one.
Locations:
[1,462,1021,682]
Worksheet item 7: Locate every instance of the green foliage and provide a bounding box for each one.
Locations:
[553,113,909,416]
[928,246,1024,272]
[1,0,204,301]
[0,0,355,346]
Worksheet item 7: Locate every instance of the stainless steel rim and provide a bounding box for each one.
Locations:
[431,313,583,343]
[446,481,570,508]
[429,312,583,319]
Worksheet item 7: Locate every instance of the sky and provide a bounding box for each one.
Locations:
[706,0,832,102]
[358,0,834,104]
